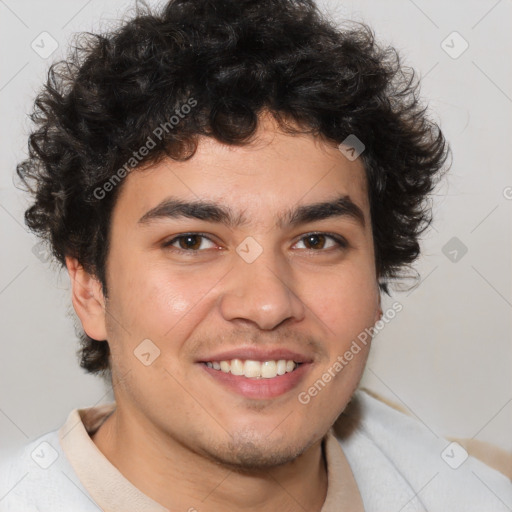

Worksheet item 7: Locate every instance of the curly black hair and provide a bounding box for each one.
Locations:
[17,0,449,376]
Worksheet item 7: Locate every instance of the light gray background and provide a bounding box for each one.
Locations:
[1,0,511,458]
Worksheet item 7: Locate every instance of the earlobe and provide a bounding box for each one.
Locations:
[65,256,108,341]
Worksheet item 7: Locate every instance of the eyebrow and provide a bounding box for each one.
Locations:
[138,194,366,230]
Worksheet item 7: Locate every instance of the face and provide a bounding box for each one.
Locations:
[94,114,381,470]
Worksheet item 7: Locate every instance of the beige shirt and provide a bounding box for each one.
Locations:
[58,403,364,511]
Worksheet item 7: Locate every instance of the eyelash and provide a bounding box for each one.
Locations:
[161,232,348,255]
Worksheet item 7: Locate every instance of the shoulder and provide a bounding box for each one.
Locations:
[0,428,99,511]
[333,389,512,512]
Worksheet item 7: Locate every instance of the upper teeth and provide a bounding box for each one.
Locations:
[205,359,297,379]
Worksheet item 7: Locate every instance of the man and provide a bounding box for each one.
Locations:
[1,0,510,510]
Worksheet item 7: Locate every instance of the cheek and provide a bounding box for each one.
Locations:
[110,259,222,341]
[304,263,378,338]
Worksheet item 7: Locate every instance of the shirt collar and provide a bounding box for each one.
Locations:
[58,402,363,511]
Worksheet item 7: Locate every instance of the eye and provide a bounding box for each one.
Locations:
[162,233,217,253]
[162,232,348,255]
[293,233,347,251]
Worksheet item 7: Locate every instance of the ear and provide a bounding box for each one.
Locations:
[65,256,108,341]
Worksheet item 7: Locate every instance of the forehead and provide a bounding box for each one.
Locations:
[114,116,370,229]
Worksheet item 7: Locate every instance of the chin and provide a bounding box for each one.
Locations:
[204,432,316,472]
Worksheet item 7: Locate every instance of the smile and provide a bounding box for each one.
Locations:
[201,360,311,400]
[204,359,300,379]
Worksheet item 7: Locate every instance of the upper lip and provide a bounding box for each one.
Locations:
[196,347,314,364]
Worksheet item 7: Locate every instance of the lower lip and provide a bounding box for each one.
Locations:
[200,363,312,399]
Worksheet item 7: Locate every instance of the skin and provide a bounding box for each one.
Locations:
[67,113,382,511]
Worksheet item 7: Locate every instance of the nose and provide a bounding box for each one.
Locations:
[218,246,306,330]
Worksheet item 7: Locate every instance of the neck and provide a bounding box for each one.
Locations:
[92,405,328,512]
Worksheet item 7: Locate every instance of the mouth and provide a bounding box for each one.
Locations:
[197,349,313,399]
[202,359,301,379]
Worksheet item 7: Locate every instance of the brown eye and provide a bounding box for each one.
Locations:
[177,235,202,250]
[163,234,216,252]
[303,234,327,250]
[295,233,347,251]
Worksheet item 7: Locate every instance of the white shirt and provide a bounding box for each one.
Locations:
[0,389,510,511]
